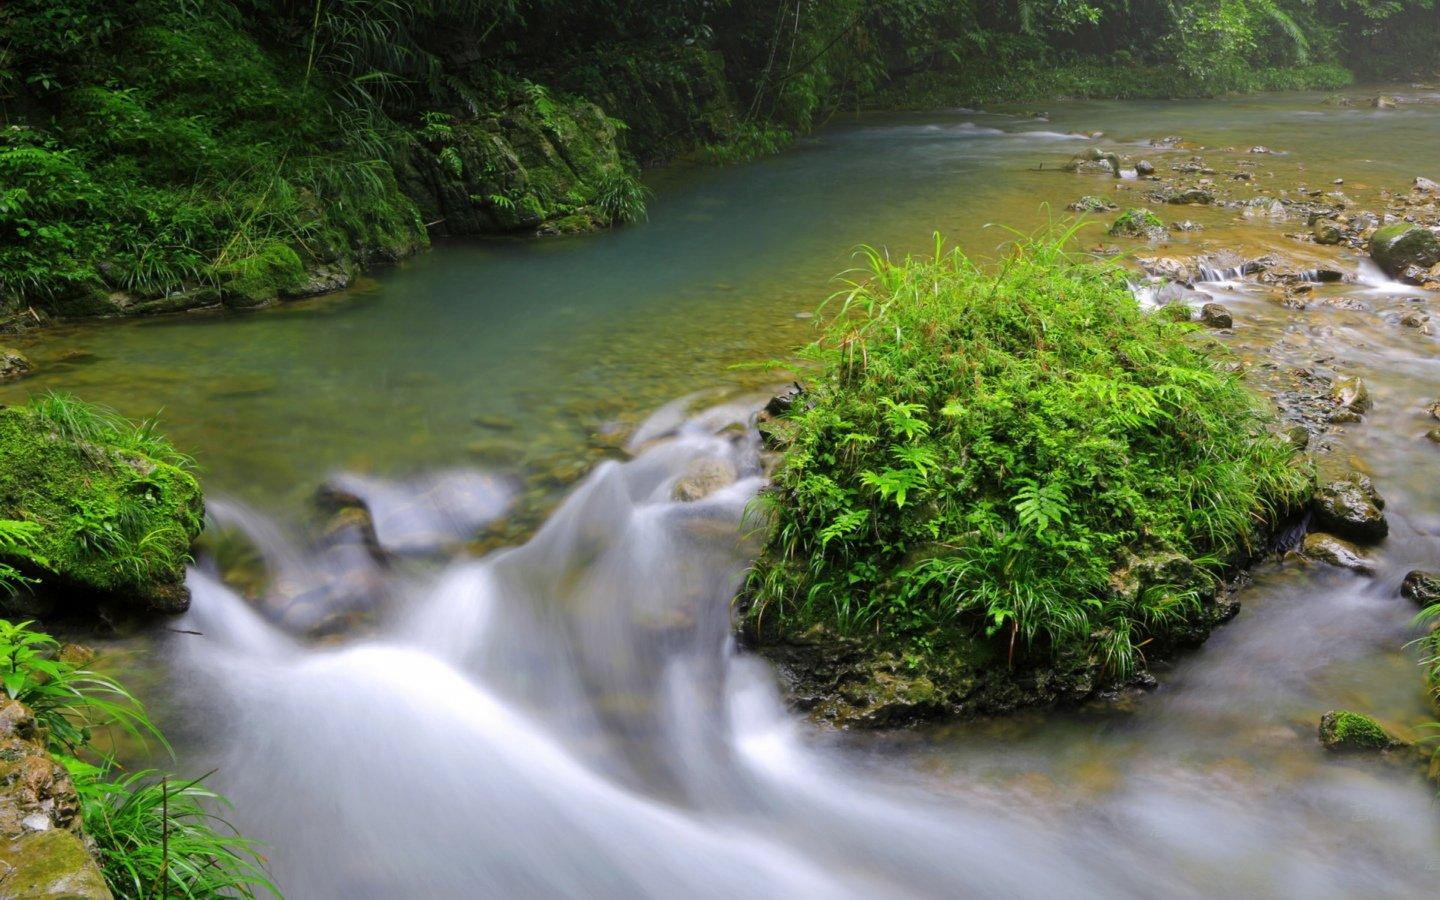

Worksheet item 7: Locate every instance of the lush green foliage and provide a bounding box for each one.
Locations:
[0,0,1431,311]
[748,232,1311,677]
[0,616,274,897]
[0,618,160,755]
[64,761,276,899]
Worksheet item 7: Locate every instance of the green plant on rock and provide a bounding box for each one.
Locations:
[594,169,652,225]
[747,228,1312,679]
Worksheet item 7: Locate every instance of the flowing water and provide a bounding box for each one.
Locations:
[6,89,1440,896]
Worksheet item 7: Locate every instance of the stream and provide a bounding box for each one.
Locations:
[4,89,1439,896]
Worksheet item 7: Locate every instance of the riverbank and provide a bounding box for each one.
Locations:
[3,2,1435,327]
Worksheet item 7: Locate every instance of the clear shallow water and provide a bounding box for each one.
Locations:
[9,88,1440,896]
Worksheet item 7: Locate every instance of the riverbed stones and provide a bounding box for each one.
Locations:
[1401,570,1440,606]
[1312,219,1343,245]
[1062,147,1121,176]
[1369,224,1440,277]
[1311,472,1388,542]
[671,457,738,502]
[1301,533,1375,575]
[1067,196,1118,212]
[1135,160,1156,177]
[1199,303,1232,328]
[0,349,32,381]
[1318,710,1405,751]
[1109,209,1166,240]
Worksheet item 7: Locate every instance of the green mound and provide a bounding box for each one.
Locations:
[0,395,203,611]
[745,236,1311,724]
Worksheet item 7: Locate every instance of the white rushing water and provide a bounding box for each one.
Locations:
[169,397,1439,899]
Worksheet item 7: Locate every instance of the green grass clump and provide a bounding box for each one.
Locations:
[594,168,652,225]
[0,394,202,604]
[748,231,1311,679]
[0,618,275,896]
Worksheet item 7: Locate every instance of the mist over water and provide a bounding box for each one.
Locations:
[167,395,1439,898]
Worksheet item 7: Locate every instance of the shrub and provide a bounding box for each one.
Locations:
[747,230,1311,679]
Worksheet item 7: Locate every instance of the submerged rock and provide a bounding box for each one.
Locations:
[1301,533,1375,575]
[0,349,32,381]
[1318,709,1405,751]
[1061,147,1121,177]
[1329,375,1371,415]
[1369,224,1440,277]
[1311,472,1388,542]
[1400,570,1440,606]
[1311,219,1343,245]
[671,457,738,503]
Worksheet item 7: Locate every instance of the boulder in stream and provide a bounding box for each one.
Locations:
[1369,224,1440,277]
[671,457,738,503]
[1318,710,1405,751]
[0,399,203,613]
[1301,533,1375,576]
[1310,472,1388,542]
[1400,570,1440,607]
[1199,303,1232,329]
[1329,376,1371,416]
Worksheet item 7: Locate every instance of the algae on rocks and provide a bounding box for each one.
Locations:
[0,397,203,612]
[741,235,1312,727]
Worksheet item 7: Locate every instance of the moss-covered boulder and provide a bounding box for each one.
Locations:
[1109,208,1167,240]
[0,398,203,612]
[1318,710,1405,751]
[742,238,1311,727]
[1369,224,1440,277]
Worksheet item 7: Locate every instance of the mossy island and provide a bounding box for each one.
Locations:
[741,235,1314,727]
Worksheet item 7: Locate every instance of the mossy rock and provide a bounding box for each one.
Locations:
[1318,710,1405,751]
[0,403,203,612]
[0,829,111,899]
[1109,208,1166,239]
[1369,224,1440,277]
[216,241,307,309]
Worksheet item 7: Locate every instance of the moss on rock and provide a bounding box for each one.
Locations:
[0,398,203,612]
[1318,710,1404,751]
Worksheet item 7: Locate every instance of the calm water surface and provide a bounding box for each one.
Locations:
[7,89,1440,897]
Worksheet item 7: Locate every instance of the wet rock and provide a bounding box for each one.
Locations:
[1169,220,1204,232]
[1369,224,1440,277]
[1285,425,1310,450]
[1318,710,1405,751]
[1168,187,1216,205]
[1311,219,1343,245]
[1108,209,1166,240]
[1301,533,1376,575]
[1427,427,1440,445]
[0,349,32,381]
[1066,196,1118,212]
[763,382,805,418]
[1371,95,1397,110]
[1329,375,1371,415]
[1061,147,1121,177]
[1311,472,1388,542]
[1135,160,1156,177]
[1415,176,1439,193]
[1249,146,1272,154]
[1401,570,1440,606]
[1399,310,1431,332]
[0,830,111,899]
[672,457,738,502]
[1199,303,1232,329]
